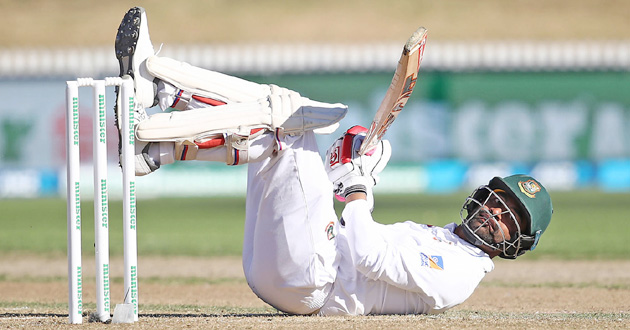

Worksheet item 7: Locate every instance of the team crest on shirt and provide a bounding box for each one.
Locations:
[325,221,335,240]
[420,253,444,270]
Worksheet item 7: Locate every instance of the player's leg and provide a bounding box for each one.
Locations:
[149,56,270,107]
[115,6,158,110]
[143,130,340,314]
[114,6,346,120]
[242,131,339,315]
[114,6,159,170]
[114,6,347,176]
[131,72,347,172]
[135,79,347,170]
[114,7,272,118]
[132,99,341,314]
[115,6,341,315]
[134,78,342,314]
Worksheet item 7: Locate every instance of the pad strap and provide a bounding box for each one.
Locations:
[174,128,264,165]
[170,89,194,110]
[174,139,200,161]
[226,128,250,166]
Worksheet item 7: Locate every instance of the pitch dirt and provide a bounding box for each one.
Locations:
[0,255,629,329]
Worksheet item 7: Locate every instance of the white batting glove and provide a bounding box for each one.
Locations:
[325,126,392,203]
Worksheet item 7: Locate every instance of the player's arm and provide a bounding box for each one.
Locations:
[325,129,454,290]
[340,194,488,310]
[341,204,482,311]
[344,191,367,202]
[338,199,436,295]
[325,125,391,211]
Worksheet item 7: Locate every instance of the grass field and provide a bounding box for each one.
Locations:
[1,191,628,259]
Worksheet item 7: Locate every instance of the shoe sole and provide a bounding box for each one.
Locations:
[115,7,143,78]
[114,7,144,162]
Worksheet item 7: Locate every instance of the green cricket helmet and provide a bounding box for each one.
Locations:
[460,174,553,259]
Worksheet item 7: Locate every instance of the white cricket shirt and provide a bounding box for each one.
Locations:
[320,199,494,315]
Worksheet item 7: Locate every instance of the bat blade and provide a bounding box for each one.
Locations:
[359,26,428,155]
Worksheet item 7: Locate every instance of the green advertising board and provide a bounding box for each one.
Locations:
[244,71,630,163]
[1,70,629,197]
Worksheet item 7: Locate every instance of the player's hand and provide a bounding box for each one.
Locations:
[324,125,392,202]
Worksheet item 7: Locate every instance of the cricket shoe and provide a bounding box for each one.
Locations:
[115,6,158,109]
[114,6,158,132]
[113,81,158,174]
[135,141,160,176]
[114,7,158,165]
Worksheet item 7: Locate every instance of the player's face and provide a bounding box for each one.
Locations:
[468,192,524,245]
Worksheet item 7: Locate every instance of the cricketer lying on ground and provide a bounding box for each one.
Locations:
[113,6,554,318]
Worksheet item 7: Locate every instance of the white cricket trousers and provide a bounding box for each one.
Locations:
[151,69,340,313]
[159,131,338,313]
[242,132,339,314]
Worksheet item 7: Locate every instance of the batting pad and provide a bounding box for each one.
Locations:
[136,100,271,141]
[146,55,270,103]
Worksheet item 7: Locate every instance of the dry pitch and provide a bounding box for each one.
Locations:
[0,255,629,329]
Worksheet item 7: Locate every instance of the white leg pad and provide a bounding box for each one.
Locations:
[268,85,347,135]
[146,55,269,103]
[137,96,347,142]
[136,100,271,141]
[138,56,348,141]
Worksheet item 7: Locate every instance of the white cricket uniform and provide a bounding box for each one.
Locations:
[152,73,494,315]
[320,200,494,315]
[160,130,494,315]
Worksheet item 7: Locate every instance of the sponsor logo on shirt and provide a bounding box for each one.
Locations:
[325,221,335,240]
[420,253,444,270]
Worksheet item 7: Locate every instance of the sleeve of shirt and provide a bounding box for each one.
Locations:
[340,200,390,264]
[340,199,488,310]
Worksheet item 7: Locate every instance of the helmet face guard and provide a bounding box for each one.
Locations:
[460,175,552,259]
[460,185,533,259]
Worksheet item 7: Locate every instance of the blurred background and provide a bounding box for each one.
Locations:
[1,0,630,198]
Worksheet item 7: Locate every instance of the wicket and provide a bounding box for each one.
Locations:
[65,76,138,324]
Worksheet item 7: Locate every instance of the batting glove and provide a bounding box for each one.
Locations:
[325,126,392,204]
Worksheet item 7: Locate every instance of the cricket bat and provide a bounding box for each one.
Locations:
[358,26,428,155]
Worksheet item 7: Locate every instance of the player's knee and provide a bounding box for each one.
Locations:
[246,276,331,315]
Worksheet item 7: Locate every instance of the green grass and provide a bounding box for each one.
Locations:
[0,197,246,257]
[1,191,628,259]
